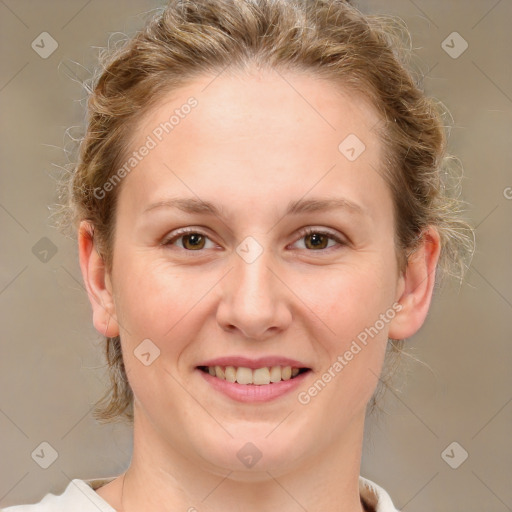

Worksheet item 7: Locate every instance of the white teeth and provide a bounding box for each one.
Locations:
[236,367,253,385]
[269,366,281,383]
[225,366,236,383]
[214,365,225,379]
[204,365,304,385]
[253,367,271,385]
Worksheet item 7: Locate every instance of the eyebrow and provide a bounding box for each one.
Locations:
[143,196,367,219]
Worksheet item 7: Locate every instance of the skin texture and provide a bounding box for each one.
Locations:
[79,69,440,512]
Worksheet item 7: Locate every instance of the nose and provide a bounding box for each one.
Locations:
[216,244,292,341]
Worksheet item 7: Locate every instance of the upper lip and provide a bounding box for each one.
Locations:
[197,356,310,370]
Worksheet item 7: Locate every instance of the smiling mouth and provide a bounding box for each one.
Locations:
[197,365,310,385]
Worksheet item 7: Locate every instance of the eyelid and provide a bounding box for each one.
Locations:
[291,227,348,250]
[161,226,218,249]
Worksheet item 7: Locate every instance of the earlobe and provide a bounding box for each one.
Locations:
[388,227,441,340]
[78,220,120,338]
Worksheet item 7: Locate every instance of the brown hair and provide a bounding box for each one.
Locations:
[58,0,474,423]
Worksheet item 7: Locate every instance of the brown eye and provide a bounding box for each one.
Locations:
[304,232,330,250]
[181,233,206,250]
[163,229,215,251]
[293,228,346,252]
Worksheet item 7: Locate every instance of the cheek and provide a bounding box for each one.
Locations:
[316,261,397,332]
[111,257,203,399]
[307,258,398,391]
[112,254,201,341]
[299,268,395,413]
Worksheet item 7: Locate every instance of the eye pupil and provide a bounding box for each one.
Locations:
[306,233,328,250]
[183,233,205,250]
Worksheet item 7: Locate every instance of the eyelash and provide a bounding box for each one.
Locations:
[162,227,347,253]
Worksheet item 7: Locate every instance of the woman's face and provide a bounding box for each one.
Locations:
[89,69,426,477]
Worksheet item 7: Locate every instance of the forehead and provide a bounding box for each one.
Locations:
[116,68,389,220]
[136,68,382,150]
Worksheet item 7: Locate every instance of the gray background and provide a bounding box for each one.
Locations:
[0,0,510,510]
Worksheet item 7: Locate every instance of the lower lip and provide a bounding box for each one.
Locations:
[197,368,310,403]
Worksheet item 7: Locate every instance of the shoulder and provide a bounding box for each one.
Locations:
[2,478,117,512]
[359,475,401,512]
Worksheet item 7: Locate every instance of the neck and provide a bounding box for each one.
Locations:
[118,408,368,512]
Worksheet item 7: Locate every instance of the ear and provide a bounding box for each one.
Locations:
[388,226,441,340]
[78,220,120,337]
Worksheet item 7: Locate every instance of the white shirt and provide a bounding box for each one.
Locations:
[2,475,401,511]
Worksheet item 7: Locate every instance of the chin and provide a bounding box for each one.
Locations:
[195,427,309,479]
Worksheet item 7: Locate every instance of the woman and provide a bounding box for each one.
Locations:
[5,0,473,510]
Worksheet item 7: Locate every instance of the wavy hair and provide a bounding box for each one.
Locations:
[57,0,474,423]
